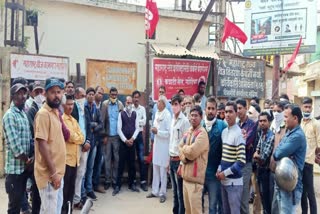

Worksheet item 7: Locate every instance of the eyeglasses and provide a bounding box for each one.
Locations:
[110,93,117,97]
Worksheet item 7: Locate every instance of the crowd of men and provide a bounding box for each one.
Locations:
[2,76,320,214]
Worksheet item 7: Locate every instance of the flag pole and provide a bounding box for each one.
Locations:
[145,22,151,154]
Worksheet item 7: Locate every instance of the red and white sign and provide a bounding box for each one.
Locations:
[152,58,211,100]
[10,54,69,81]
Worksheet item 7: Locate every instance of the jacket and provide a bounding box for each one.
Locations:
[26,101,40,138]
[204,119,227,180]
[84,102,103,146]
[179,125,209,185]
[100,99,124,137]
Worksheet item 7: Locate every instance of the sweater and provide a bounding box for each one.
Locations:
[219,124,246,186]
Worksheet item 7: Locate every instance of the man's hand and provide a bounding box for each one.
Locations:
[125,140,132,147]
[26,157,34,165]
[253,151,260,160]
[103,137,108,145]
[25,157,34,172]
[241,129,247,140]
[90,122,98,128]
[151,127,158,134]
[51,173,62,190]
[82,142,91,152]
[128,138,134,145]
[216,171,226,181]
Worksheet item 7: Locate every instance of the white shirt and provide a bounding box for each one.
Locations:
[25,97,34,111]
[117,110,140,142]
[169,111,190,156]
[153,109,172,167]
[133,104,147,132]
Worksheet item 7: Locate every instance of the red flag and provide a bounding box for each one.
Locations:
[283,37,302,73]
[145,0,159,39]
[221,17,247,44]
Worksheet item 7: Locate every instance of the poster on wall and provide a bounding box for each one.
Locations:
[152,58,211,100]
[216,58,265,98]
[10,53,69,81]
[243,0,317,56]
[86,59,137,95]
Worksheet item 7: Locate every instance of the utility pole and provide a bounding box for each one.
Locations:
[272,55,280,100]
[214,0,226,53]
[145,41,151,153]
[186,0,216,50]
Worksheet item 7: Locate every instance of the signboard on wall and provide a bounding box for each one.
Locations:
[216,58,265,98]
[243,0,317,56]
[152,58,211,100]
[10,53,69,80]
[86,59,137,95]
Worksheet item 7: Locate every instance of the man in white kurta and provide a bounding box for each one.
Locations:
[147,95,172,203]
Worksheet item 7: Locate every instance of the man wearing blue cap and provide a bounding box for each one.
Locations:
[3,83,32,213]
[34,77,67,214]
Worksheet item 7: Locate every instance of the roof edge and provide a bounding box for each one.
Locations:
[48,0,215,22]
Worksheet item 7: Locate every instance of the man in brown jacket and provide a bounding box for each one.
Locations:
[179,105,209,214]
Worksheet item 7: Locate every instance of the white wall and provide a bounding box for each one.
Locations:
[23,0,210,91]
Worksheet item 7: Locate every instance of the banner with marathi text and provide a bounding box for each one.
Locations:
[10,53,69,81]
[86,59,137,95]
[152,58,211,100]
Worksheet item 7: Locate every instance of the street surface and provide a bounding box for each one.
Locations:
[0,175,319,213]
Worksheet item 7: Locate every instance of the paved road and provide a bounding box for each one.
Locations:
[0,175,319,213]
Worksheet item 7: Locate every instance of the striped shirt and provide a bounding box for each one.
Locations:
[219,124,246,186]
[3,103,31,174]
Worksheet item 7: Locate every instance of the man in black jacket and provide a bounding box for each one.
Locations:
[83,87,103,200]
[26,82,45,214]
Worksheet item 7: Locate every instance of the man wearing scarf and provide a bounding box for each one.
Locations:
[202,97,227,214]
[300,97,319,214]
[269,101,287,214]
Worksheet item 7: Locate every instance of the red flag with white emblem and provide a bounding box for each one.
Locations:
[145,0,159,39]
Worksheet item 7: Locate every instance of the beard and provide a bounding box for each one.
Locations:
[206,114,215,121]
[47,98,61,109]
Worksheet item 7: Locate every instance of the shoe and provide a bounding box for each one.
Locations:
[94,185,106,194]
[81,197,87,204]
[112,186,120,196]
[146,193,157,198]
[141,183,148,192]
[129,184,140,192]
[112,183,117,189]
[87,191,97,201]
[104,183,111,190]
[159,195,166,203]
[73,202,83,210]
